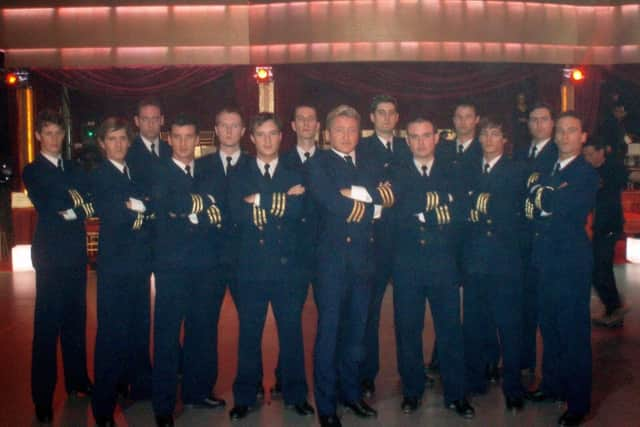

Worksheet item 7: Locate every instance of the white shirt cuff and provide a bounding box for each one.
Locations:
[62,209,77,221]
[188,213,199,224]
[254,193,261,206]
[416,212,426,223]
[351,185,373,203]
[540,210,552,217]
[208,195,216,204]
[373,205,382,219]
[129,197,146,213]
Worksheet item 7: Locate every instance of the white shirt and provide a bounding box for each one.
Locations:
[332,148,356,166]
[172,158,195,176]
[414,158,434,176]
[457,138,474,153]
[41,151,63,169]
[555,155,578,172]
[376,135,394,152]
[529,138,551,158]
[296,145,316,163]
[253,157,279,207]
[219,149,241,175]
[141,135,160,156]
[482,154,502,174]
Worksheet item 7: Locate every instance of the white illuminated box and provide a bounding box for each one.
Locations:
[626,237,640,264]
[12,245,34,272]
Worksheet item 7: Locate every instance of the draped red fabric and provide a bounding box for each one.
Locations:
[30,66,234,97]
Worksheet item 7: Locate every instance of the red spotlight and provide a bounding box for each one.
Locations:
[254,66,273,83]
[5,72,18,86]
[571,68,585,82]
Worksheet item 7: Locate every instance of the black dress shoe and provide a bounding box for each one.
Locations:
[68,382,94,397]
[505,396,524,411]
[343,399,377,418]
[319,414,342,427]
[485,363,500,383]
[361,378,375,398]
[270,381,282,397]
[35,405,53,424]
[525,389,559,402]
[95,415,116,427]
[558,410,585,426]
[401,396,420,414]
[447,399,475,419]
[116,383,129,399]
[155,414,174,427]
[290,400,315,416]
[185,395,226,409]
[229,405,251,420]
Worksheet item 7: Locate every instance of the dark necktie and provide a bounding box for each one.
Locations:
[57,158,64,171]
[483,163,490,175]
[457,144,464,156]
[552,162,560,176]
[150,142,157,157]
[123,165,131,180]
[421,165,428,178]
[226,156,233,175]
[386,141,392,153]
[529,145,537,159]
[264,163,271,180]
[185,164,192,177]
[344,155,355,168]
[304,152,311,162]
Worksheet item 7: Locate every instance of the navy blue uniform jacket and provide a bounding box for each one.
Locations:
[126,136,171,194]
[23,154,91,269]
[229,158,304,283]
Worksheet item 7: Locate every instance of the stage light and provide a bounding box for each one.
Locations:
[563,66,585,83]
[12,245,34,272]
[5,72,18,85]
[627,237,640,263]
[254,66,273,83]
[571,69,585,82]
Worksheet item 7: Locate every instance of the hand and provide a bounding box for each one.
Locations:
[126,200,132,210]
[287,184,305,196]
[244,193,258,204]
[340,188,352,198]
[558,182,568,189]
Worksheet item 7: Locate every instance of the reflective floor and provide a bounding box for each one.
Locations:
[0,264,638,426]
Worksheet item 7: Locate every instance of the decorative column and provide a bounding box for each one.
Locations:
[254,66,274,113]
[15,85,35,189]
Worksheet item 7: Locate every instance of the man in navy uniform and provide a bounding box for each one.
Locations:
[228,113,314,420]
[124,97,172,398]
[90,117,154,427]
[436,100,483,168]
[151,114,227,427]
[524,112,599,426]
[461,116,527,410]
[357,95,411,396]
[309,105,394,427]
[513,102,558,374]
[392,117,474,418]
[23,109,94,424]
[584,138,629,327]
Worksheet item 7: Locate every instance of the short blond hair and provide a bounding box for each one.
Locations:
[326,105,361,130]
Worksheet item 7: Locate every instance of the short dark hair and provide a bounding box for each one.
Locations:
[292,104,318,122]
[35,109,65,133]
[454,99,478,116]
[529,101,555,120]
[215,106,245,127]
[406,116,435,131]
[370,94,399,114]
[556,111,583,128]
[584,136,606,151]
[97,117,134,142]
[478,115,507,136]
[169,113,199,134]
[136,97,163,116]
[250,112,282,134]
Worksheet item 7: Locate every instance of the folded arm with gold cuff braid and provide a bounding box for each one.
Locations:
[67,188,95,219]
[167,191,222,226]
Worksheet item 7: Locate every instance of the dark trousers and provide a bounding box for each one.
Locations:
[313,262,371,416]
[592,232,622,314]
[394,269,465,404]
[538,270,592,415]
[231,279,308,407]
[152,269,225,416]
[31,267,90,407]
[92,270,151,418]
[362,254,392,382]
[464,274,524,398]
[521,261,538,370]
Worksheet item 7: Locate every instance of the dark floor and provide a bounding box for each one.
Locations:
[0,264,638,427]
